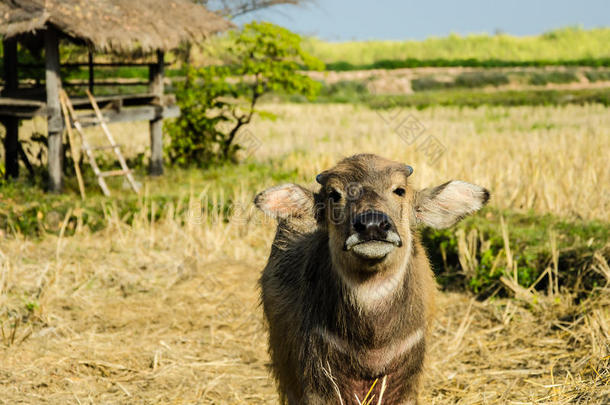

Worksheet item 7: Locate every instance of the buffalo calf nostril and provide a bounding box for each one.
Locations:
[353,211,394,235]
[354,221,366,233]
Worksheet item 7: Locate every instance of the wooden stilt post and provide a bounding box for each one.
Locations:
[45,27,64,192]
[2,38,18,95]
[148,50,164,176]
[2,117,19,179]
[2,38,19,179]
[88,50,94,95]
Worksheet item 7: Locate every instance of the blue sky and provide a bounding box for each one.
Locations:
[234,0,610,41]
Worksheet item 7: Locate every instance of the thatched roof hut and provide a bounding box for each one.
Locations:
[1,0,232,192]
[0,0,233,52]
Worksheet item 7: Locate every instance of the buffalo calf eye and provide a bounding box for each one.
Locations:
[329,189,342,202]
[393,187,406,197]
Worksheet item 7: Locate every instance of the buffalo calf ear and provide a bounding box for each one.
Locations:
[415,180,490,229]
[254,184,314,220]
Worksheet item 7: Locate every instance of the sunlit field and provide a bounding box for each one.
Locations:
[1,103,609,403]
[243,103,610,222]
[301,27,610,66]
[34,102,607,220]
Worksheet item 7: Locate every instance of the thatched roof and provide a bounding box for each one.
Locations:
[0,0,233,52]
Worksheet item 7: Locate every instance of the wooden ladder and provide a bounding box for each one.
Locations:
[59,89,140,197]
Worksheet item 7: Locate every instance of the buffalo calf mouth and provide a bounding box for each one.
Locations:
[350,240,397,260]
[344,229,403,260]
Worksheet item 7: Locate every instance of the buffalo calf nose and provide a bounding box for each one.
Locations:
[352,210,393,237]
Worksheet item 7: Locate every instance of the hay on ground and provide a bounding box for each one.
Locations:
[0,208,608,404]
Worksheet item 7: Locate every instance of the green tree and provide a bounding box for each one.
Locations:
[165,22,323,166]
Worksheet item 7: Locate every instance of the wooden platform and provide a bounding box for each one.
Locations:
[78,104,180,127]
[0,93,179,122]
[0,97,46,117]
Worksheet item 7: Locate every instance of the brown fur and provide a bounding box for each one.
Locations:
[255,154,488,404]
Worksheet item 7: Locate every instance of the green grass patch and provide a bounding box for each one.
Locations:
[366,88,610,109]
[422,208,609,298]
[455,72,510,88]
[289,83,610,108]
[0,161,300,238]
[411,76,453,92]
[585,70,610,82]
[318,80,370,102]
[282,81,610,108]
[412,72,510,91]
[529,71,579,85]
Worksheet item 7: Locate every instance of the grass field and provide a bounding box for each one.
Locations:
[174,27,610,70]
[1,219,608,403]
[1,103,609,403]
[301,27,610,67]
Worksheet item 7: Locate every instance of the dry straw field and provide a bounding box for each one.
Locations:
[1,103,609,403]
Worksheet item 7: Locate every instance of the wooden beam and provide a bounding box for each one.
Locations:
[63,80,149,87]
[148,50,165,176]
[45,27,64,193]
[0,98,47,118]
[18,62,158,68]
[88,50,94,95]
[0,95,178,119]
[77,105,179,127]
[69,93,157,109]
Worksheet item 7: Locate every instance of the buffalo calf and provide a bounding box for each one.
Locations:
[255,154,489,404]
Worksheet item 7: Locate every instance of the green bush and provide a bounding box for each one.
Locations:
[164,65,234,167]
[324,61,356,71]
[454,72,510,88]
[318,80,369,102]
[411,76,452,91]
[585,70,610,82]
[165,22,322,167]
[411,72,510,92]
[529,71,579,85]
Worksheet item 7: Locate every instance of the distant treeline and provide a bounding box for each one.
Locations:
[322,57,610,71]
